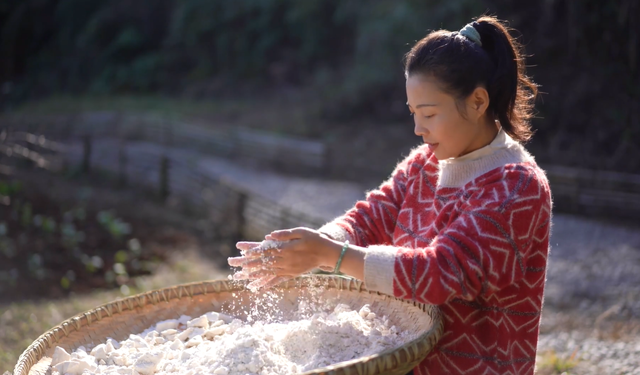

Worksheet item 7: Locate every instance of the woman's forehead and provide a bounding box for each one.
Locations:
[406,75,448,105]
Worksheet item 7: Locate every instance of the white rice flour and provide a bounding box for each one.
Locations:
[50,292,415,375]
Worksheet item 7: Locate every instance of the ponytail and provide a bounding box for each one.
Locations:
[404,16,538,143]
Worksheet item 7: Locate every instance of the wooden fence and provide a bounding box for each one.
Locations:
[0,126,328,241]
[1,112,327,175]
[543,165,640,221]
[2,112,640,222]
[71,138,326,240]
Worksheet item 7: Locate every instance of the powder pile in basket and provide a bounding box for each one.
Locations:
[49,300,416,375]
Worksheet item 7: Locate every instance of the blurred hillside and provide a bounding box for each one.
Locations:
[1,0,638,172]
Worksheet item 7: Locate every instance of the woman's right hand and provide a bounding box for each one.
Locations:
[228,240,293,290]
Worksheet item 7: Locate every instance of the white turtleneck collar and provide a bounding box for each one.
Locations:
[437,128,533,188]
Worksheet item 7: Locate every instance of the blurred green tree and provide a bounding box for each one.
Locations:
[0,0,638,171]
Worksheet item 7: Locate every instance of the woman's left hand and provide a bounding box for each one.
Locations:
[228,227,337,289]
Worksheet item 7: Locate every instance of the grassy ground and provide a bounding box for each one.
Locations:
[13,95,242,118]
[0,167,234,373]
[0,250,228,373]
[536,350,580,375]
[12,93,324,138]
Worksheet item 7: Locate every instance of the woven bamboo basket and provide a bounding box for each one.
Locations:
[14,275,442,375]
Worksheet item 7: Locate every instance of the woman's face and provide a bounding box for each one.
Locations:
[406,74,490,160]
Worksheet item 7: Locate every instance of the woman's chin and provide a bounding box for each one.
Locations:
[431,150,446,160]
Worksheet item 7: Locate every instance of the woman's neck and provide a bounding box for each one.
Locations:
[458,118,499,158]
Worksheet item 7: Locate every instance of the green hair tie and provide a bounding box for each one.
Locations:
[459,23,482,47]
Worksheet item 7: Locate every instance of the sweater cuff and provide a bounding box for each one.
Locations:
[318,222,352,243]
[364,245,396,296]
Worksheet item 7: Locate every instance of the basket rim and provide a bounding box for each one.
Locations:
[14,275,443,375]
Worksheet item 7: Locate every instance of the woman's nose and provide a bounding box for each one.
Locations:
[414,122,427,137]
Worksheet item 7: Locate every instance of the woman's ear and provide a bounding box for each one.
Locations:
[467,87,490,121]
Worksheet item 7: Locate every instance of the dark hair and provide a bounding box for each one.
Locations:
[404,16,538,143]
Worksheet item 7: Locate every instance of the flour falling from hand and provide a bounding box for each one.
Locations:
[50,290,417,375]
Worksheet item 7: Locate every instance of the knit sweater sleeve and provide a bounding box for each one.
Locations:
[363,164,552,303]
[317,147,428,247]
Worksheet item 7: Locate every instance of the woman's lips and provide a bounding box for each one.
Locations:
[426,142,439,152]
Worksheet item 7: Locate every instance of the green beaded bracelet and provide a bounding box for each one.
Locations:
[333,240,349,274]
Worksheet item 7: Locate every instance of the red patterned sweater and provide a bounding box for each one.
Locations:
[319,129,552,375]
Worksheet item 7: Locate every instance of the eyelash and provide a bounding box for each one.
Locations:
[409,113,434,119]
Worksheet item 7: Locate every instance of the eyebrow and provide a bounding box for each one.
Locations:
[406,102,437,109]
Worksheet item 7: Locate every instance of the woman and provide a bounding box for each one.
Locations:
[230,16,552,375]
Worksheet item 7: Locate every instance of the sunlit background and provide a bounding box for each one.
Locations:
[1,1,639,374]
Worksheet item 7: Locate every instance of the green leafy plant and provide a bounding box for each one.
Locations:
[0,181,22,196]
[60,222,86,249]
[41,217,57,234]
[20,203,32,228]
[97,210,132,239]
[537,350,579,375]
[27,254,46,281]
[0,268,19,289]
[60,269,76,289]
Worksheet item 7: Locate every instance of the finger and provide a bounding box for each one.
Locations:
[228,256,265,268]
[259,254,283,266]
[238,255,282,269]
[232,269,271,280]
[242,241,292,257]
[246,268,279,280]
[266,227,309,242]
[238,257,263,269]
[228,254,273,269]
[242,246,280,257]
[231,271,252,280]
[228,256,251,267]
[236,241,262,251]
[246,276,273,291]
[239,257,265,269]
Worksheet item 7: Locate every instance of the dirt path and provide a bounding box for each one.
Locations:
[65,139,366,222]
[538,214,640,374]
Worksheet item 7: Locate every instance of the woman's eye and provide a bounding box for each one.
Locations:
[409,112,433,118]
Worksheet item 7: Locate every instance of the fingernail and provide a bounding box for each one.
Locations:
[233,272,248,280]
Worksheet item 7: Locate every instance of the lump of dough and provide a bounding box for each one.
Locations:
[90,344,108,361]
[133,352,165,375]
[54,358,97,375]
[185,335,203,348]
[51,347,71,366]
[187,315,209,329]
[155,319,179,332]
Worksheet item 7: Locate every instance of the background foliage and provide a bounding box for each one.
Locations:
[1,0,638,171]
